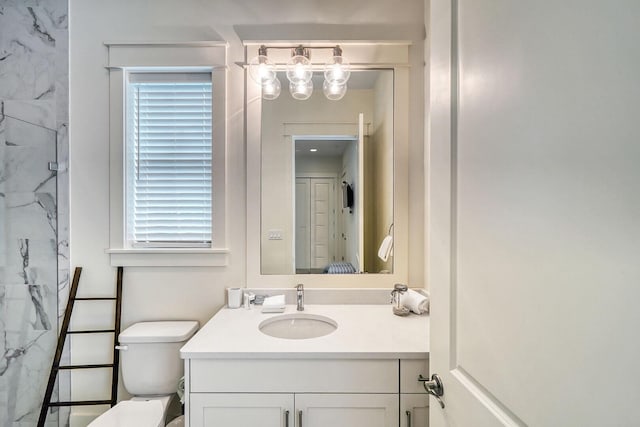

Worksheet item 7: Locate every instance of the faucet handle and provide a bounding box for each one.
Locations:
[296,283,304,291]
[393,283,408,293]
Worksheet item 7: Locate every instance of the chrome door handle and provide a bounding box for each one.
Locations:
[298,410,303,427]
[406,410,412,427]
[418,374,445,408]
[284,410,289,427]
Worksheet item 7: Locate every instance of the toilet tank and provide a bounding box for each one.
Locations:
[118,321,199,396]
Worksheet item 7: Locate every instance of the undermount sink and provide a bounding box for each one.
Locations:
[259,313,338,340]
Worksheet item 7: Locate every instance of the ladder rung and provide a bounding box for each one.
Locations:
[67,329,116,334]
[58,363,114,370]
[48,400,113,407]
[74,297,116,301]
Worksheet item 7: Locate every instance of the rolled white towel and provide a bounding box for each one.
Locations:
[400,289,429,315]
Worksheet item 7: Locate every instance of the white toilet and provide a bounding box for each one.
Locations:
[89,320,199,427]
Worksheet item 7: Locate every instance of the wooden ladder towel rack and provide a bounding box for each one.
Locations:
[37,266,124,427]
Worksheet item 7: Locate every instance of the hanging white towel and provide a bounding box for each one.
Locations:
[377,235,393,262]
[400,289,429,314]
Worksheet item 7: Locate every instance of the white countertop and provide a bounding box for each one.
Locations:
[180,304,429,360]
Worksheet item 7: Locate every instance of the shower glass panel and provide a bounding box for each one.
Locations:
[0,115,58,425]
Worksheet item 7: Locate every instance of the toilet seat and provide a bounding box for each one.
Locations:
[88,395,173,427]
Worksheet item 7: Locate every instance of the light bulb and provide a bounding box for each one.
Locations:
[286,47,312,83]
[323,80,346,101]
[249,54,276,85]
[262,77,281,100]
[324,51,351,84]
[289,80,313,100]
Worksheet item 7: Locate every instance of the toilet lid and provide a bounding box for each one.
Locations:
[88,400,163,427]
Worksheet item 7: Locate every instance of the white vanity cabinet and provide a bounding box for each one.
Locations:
[400,360,430,427]
[401,394,429,427]
[190,393,398,427]
[295,394,399,427]
[190,393,293,427]
[186,358,428,427]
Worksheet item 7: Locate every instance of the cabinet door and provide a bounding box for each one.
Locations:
[190,393,294,427]
[401,394,429,427]
[295,394,398,427]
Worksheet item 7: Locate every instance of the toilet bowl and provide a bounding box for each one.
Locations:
[87,321,199,427]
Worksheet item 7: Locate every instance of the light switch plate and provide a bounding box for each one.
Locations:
[267,229,283,240]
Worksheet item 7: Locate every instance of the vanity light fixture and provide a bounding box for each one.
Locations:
[286,46,313,85]
[323,79,347,101]
[261,77,281,100]
[248,45,276,85]
[324,46,351,84]
[290,79,313,100]
[248,44,351,101]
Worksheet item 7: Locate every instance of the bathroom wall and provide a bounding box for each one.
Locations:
[0,0,70,425]
[69,0,424,422]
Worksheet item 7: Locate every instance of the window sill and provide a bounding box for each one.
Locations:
[106,248,229,267]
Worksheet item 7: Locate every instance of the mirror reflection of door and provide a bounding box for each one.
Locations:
[295,177,335,273]
[294,137,356,273]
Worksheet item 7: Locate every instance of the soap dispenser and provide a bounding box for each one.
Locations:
[390,283,410,316]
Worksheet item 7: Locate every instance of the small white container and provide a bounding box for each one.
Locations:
[227,287,242,308]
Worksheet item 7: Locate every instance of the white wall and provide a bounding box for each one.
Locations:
[69,0,424,420]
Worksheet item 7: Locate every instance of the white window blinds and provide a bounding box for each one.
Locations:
[126,72,212,247]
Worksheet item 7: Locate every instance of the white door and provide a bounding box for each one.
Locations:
[356,112,365,271]
[295,394,398,427]
[428,0,640,426]
[310,178,335,269]
[296,177,335,271]
[295,178,311,271]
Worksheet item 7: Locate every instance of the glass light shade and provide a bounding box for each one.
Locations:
[248,55,276,84]
[323,80,347,101]
[262,77,281,100]
[286,55,313,83]
[289,80,313,100]
[324,56,351,84]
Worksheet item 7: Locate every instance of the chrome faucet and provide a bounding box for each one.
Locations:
[296,284,304,311]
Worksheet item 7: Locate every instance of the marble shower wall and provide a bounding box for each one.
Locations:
[0,0,69,426]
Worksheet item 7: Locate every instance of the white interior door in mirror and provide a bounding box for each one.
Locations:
[295,177,336,273]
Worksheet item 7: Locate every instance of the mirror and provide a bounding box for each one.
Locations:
[260,70,394,275]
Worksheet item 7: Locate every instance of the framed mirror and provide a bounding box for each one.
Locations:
[246,42,410,287]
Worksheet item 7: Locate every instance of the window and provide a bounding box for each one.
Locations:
[106,43,227,266]
[125,72,212,247]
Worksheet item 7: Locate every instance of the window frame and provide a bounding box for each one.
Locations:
[106,43,228,267]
